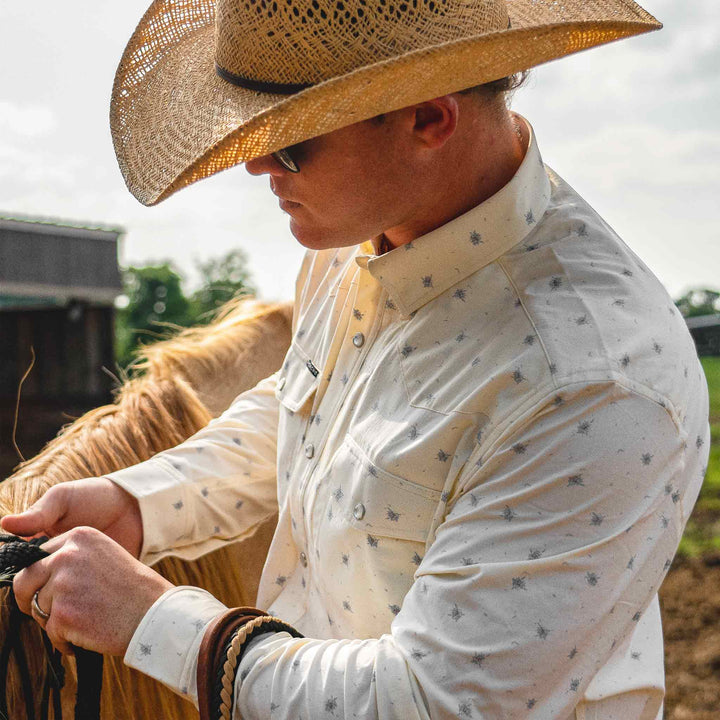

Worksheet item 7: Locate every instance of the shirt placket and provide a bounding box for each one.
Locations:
[297,262,385,567]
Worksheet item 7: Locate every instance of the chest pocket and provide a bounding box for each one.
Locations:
[336,434,441,544]
[275,342,321,413]
[311,434,442,636]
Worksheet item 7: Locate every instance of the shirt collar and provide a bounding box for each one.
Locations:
[355,115,551,317]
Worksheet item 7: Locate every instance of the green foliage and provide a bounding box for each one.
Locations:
[700,356,720,504]
[701,356,720,422]
[116,263,192,368]
[678,356,720,557]
[189,249,255,322]
[678,522,720,557]
[114,250,255,370]
[674,287,720,318]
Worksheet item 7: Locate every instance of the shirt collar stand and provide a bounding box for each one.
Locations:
[355,116,551,317]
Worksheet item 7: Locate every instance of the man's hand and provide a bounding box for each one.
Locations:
[1,478,144,559]
[12,526,173,656]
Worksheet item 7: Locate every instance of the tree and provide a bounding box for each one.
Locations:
[189,249,256,322]
[114,250,257,369]
[674,288,720,319]
[115,263,192,368]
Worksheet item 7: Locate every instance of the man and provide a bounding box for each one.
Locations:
[2,1,710,718]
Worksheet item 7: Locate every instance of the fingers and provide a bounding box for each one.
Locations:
[1,484,70,538]
[31,586,52,623]
[34,530,74,554]
[13,539,75,654]
[11,526,171,657]
[13,554,52,617]
[47,634,74,656]
[30,583,74,655]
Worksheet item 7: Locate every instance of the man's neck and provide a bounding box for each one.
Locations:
[375,111,528,254]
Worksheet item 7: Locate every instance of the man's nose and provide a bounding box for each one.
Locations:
[245,154,284,176]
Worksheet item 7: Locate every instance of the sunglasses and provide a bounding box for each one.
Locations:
[272,148,300,173]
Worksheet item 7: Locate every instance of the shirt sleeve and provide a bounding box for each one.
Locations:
[106,371,281,566]
[228,380,705,719]
[124,586,229,704]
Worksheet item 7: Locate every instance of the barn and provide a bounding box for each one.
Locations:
[685,313,720,357]
[0,215,123,478]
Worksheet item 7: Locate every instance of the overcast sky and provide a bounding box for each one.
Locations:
[1,0,718,303]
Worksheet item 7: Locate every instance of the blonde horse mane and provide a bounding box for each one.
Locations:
[0,297,292,719]
[6,376,213,492]
[133,296,293,417]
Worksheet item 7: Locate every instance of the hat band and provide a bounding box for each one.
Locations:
[215,63,312,95]
[215,16,512,95]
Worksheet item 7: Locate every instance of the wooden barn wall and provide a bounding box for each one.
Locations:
[0,305,115,478]
[689,325,720,357]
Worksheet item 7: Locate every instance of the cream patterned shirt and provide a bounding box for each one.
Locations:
[109,118,710,720]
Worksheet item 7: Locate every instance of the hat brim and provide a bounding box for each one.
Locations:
[111,0,661,206]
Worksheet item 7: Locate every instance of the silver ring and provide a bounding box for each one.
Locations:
[32,590,51,622]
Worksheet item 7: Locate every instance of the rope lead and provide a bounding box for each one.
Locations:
[0,534,104,720]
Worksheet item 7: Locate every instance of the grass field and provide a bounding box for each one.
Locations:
[678,356,720,556]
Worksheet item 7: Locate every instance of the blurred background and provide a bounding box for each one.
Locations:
[1,1,719,717]
[1,0,718,300]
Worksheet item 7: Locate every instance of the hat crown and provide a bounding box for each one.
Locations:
[215,0,510,87]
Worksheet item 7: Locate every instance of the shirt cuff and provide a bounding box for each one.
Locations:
[124,585,228,705]
[105,456,190,564]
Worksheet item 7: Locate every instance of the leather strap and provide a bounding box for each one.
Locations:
[197,607,268,720]
[215,64,311,95]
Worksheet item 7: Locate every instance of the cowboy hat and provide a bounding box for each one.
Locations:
[110,0,661,206]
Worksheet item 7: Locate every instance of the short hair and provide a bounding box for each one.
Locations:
[369,71,529,125]
[462,70,531,101]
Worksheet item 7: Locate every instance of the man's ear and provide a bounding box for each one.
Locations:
[412,95,459,149]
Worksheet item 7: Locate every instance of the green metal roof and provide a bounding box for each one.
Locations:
[0,214,124,304]
[0,212,124,236]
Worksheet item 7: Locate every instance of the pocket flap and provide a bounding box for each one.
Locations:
[344,435,441,543]
[275,343,320,413]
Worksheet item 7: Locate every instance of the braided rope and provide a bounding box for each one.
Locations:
[0,534,53,720]
[0,533,104,720]
[218,615,302,720]
[0,534,49,581]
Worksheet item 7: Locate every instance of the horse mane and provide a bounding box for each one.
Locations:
[5,376,212,499]
[0,297,290,719]
[133,296,293,417]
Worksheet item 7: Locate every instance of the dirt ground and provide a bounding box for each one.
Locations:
[661,554,720,719]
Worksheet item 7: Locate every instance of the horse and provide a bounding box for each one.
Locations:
[133,297,294,418]
[0,297,293,719]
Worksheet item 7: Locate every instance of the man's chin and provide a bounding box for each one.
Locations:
[289,219,359,251]
[288,219,322,249]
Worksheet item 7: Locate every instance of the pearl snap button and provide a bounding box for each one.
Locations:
[352,332,365,348]
[277,377,286,391]
[353,503,366,520]
[299,551,308,567]
[304,443,315,459]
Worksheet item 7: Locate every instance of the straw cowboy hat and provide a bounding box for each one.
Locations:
[111,0,661,206]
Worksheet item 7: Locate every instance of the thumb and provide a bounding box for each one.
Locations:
[1,486,68,538]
